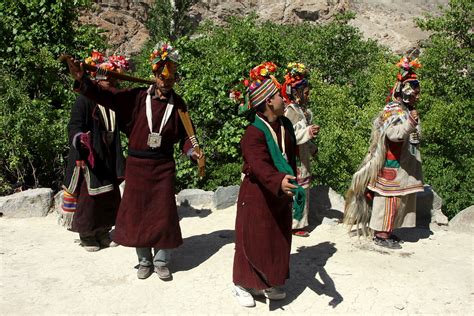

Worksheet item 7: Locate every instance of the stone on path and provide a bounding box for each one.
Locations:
[177,189,214,208]
[0,188,53,218]
[213,185,239,210]
[449,205,474,234]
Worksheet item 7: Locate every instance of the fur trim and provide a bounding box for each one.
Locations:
[343,114,387,236]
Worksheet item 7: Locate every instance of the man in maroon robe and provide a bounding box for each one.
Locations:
[65,42,203,280]
[231,62,300,307]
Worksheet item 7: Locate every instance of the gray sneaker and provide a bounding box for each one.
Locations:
[137,265,153,279]
[155,265,172,280]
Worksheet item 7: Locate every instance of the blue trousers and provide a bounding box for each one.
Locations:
[136,248,171,267]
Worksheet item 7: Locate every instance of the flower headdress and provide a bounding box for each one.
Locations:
[389,56,421,103]
[149,41,180,73]
[84,51,130,80]
[396,56,421,82]
[231,62,280,117]
[281,62,309,103]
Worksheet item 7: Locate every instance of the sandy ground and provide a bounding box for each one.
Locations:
[0,205,472,315]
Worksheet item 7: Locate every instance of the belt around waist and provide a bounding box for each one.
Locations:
[128,148,173,160]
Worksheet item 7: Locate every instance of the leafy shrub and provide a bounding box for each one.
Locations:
[0,0,107,194]
[131,14,387,191]
[415,0,473,217]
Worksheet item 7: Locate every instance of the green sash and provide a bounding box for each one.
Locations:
[252,115,306,220]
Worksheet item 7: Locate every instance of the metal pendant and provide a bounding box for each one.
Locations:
[147,132,162,149]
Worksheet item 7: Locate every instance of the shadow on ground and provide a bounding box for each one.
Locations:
[393,227,433,242]
[172,229,234,272]
[268,241,343,311]
[178,205,212,219]
[307,186,343,233]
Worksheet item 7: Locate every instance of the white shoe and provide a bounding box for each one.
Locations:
[264,287,286,300]
[233,285,255,307]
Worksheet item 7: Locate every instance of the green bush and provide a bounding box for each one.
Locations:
[131,14,388,191]
[1,0,471,220]
[415,0,474,217]
[0,0,107,194]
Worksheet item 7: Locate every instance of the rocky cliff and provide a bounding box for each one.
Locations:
[81,0,448,55]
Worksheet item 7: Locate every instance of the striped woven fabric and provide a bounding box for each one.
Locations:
[249,78,279,108]
[62,190,78,213]
[382,196,400,232]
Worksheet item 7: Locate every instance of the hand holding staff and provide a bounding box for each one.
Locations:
[59,55,85,82]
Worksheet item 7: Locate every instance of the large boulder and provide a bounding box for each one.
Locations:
[0,188,53,218]
[449,206,474,234]
[177,189,214,208]
[213,185,239,210]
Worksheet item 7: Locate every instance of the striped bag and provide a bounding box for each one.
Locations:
[58,189,78,229]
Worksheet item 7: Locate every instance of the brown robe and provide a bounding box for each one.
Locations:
[233,114,297,290]
[77,79,193,248]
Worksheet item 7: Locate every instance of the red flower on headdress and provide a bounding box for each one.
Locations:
[249,62,278,82]
[85,51,105,67]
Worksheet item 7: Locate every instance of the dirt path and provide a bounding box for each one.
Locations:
[0,206,472,314]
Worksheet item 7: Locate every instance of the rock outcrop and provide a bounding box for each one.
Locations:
[80,0,154,55]
[81,0,448,56]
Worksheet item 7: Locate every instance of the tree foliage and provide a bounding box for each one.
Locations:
[415,0,474,217]
[0,0,106,193]
[1,0,471,219]
[132,14,388,192]
[146,0,198,42]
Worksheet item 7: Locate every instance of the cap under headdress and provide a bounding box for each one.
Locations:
[281,62,309,104]
[149,41,180,79]
[84,51,130,80]
[231,62,280,116]
[390,56,421,102]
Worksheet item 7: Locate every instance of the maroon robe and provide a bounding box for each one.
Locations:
[233,114,297,290]
[77,79,193,248]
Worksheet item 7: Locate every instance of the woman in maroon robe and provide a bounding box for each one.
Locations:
[65,42,203,280]
[231,62,299,307]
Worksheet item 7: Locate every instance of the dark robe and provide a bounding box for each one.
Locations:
[64,94,125,234]
[76,79,193,249]
[233,114,297,290]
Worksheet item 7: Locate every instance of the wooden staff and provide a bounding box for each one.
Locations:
[177,109,206,177]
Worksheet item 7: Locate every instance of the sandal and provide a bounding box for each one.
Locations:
[293,230,310,237]
[373,236,402,249]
